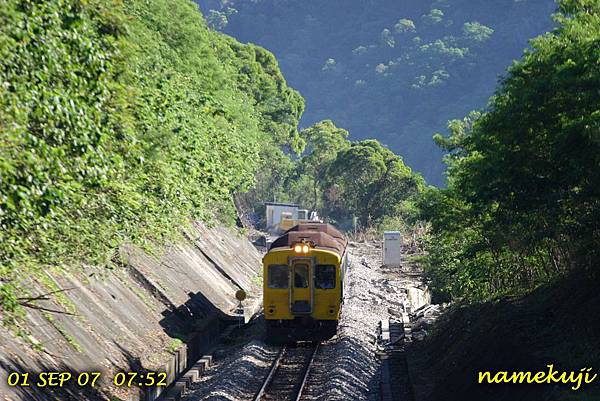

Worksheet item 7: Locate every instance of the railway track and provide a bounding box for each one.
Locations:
[254,343,319,401]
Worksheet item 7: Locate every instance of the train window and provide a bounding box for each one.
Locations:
[268,265,289,289]
[294,264,309,288]
[315,265,336,289]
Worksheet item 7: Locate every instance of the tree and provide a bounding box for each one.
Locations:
[326,140,422,226]
[462,22,494,44]
[380,28,395,48]
[298,120,350,209]
[207,10,228,30]
[395,18,416,34]
[422,9,444,25]
[419,0,600,300]
[211,0,556,185]
[206,7,238,30]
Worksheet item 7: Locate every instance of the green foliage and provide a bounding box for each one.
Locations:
[297,120,350,209]
[419,1,600,301]
[327,140,388,220]
[326,140,423,226]
[419,39,468,63]
[242,118,423,230]
[380,28,396,48]
[422,8,445,25]
[217,39,305,152]
[395,18,417,34]
[322,58,337,72]
[0,0,302,327]
[0,0,128,324]
[206,7,237,30]
[167,338,183,354]
[352,46,368,56]
[203,0,556,184]
[462,21,494,43]
[278,124,425,229]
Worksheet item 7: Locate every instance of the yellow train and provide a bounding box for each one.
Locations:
[263,223,348,342]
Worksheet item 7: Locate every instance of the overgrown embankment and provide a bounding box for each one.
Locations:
[0,0,302,329]
[417,0,600,301]
[404,4,600,400]
[407,275,600,401]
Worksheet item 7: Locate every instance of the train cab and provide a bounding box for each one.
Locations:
[262,223,348,342]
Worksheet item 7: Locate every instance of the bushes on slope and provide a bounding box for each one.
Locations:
[0,0,302,328]
[419,1,600,301]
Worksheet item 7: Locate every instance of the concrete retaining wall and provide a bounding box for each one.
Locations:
[407,286,432,312]
[0,222,262,401]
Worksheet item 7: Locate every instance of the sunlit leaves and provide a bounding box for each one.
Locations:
[420,2,600,301]
[462,22,494,43]
[0,0,303,325]
[422,9,445,25]
[326,139,423,225]
[395,18,417,34]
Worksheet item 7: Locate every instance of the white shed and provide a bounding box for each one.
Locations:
[383,231,402,267]
[265,202,299,233]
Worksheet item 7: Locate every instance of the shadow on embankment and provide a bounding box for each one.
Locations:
[407,273,600,401]
[159,290,232,369]
[2,291,232,401]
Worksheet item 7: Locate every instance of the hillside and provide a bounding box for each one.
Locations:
[197,0,556,184]
[408,275,600,401]
[0,0,306,398]
[404,2,600,395]
[0,0,302,331]
[1,1,599,400]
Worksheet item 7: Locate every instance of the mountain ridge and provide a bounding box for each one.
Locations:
[197,0,556,184]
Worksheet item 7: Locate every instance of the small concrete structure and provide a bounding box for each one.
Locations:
[383,231,402,267]
[265,202,299,233]
[407,286,432,312]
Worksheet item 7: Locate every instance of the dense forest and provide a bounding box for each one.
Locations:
[197,0,556,185]
[239,0,600,302]
[418,0,600,300]
[241,119,425,231]
[0,0,425,333]
[0,0,304,329]
[0,0,598,344]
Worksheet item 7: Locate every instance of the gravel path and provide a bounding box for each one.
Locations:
[181,241,428,401]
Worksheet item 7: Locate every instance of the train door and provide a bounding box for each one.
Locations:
[290,260,312,314]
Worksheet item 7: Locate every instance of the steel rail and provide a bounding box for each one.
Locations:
[254,345,286,401]
[294,343,319,401]
[254,343,319,401]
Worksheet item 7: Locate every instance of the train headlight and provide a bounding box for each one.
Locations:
[293,243,311,254]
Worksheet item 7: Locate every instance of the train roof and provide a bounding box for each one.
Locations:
[284,223,346,242]
[270,223,347,256]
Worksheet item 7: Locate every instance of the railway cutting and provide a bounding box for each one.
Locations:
[179,238,435,401]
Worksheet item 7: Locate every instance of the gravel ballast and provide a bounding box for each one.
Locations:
[181,241,430,401]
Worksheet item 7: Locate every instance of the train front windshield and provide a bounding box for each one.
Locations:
[268,264,289,288]
[294,264,309,288]
[315,264,336,289]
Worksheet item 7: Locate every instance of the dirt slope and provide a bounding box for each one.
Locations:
[407,274,600,401]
